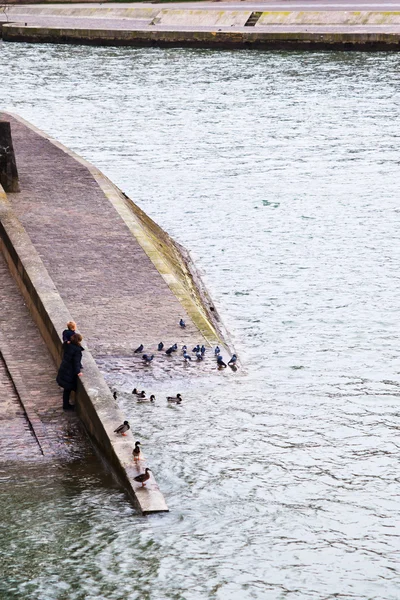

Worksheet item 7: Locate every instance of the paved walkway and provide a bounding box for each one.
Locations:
[4,115,209,365]
[0,251,91,461]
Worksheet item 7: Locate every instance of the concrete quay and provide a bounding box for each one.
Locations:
[0,113,229,513]
[3,3,400,49]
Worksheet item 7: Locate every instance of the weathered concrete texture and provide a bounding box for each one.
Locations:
[0,184,169,513]
[151,8,251,27]
[2,114,221,359]
[0,251,89,461]
[4,23,400,50]
[256,11,400,26]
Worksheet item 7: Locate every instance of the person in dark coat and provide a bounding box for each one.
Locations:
[56,333,84,410]
[62,320,77,343]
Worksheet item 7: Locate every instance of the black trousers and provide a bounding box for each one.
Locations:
[63,389,73,409]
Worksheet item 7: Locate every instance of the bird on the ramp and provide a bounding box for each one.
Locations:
[183,352,192,362]
[214,346,221,356]
[165,346,174,356]
[132,441,141,460]
[179,319,186,328]
[228,354,237,366]
[142,354,154,365]
[172,343,178,351]
[114,421,130,436]
[167,394,182,404]
[158,342,164,351]
[134,468,151,487]
[201,345,206,355]
[196,352,203,361]
[134,344,144,353]
[193,345,200,353]
[217,355,227,368]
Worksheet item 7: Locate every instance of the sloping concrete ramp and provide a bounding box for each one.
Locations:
[0,113,227,513]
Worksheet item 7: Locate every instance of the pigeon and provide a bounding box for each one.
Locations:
[132,441,141,460]
[182,345,187,353]
[179,319,186,328]
[193,345,200,353]
[134,468,151,487]
[167,394,182,404]
[158,342,164,351]
[172,343,178,351]
[165,346,174,355]
[142,354,154,365]
[228,354,237,366]
[200,345,206,355]
[217,355,227,368]
[196,352,203,361]
[183,352,192,362]
[214,346,221,356]
[134,344,144,353]
[114,421,130,436]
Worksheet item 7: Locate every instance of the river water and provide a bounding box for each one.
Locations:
[1,43,400,600]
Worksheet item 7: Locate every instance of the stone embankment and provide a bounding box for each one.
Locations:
[2,5,400,49]
[0,113,229,514]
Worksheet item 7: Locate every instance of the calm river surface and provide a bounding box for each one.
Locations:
[1,43,400,600]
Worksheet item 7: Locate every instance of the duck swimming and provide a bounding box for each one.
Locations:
[114,421,130,436]
[113,391,118,400]
[134,468,151,487]
[132,389,146,398]
[167,394,182,403]
[132,441,141,460]
[137,394,156,403]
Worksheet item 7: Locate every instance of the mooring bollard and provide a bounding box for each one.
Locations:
[0,121,20,193]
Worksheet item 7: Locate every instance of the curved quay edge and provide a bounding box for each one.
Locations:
[0,111,237,513]
[4,111,234,354]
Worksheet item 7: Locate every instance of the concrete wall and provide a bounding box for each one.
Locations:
[3,24,400,51]
[151,9,251,27]
[256,11,400,26]
[0,186,168,514]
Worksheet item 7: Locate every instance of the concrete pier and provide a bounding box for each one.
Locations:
[0,113,229,513]
[3,4,400,50]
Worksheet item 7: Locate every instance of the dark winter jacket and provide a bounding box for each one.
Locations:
[62,329,76,343]
[56,342,84,390]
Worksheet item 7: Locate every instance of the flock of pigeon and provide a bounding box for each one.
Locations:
[133,318,237,368]
[112,319,237,487]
